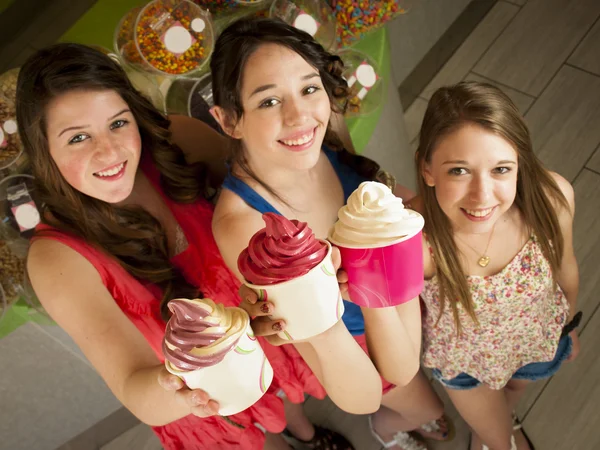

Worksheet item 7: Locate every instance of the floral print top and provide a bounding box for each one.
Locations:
[421,235,570,389]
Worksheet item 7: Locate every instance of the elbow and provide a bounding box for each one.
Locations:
[124,404,168,427]
[359,395,382,415]
[139,417,167,428]
[121,397,181,427]
[334,378,383,415]
[337,394,382,415]
[383,359,420,388]
[131,408,177,428]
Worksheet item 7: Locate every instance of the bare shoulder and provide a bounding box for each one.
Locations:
[548,171,575,215]
[213,191,266,280]
[28,238,107,321]
[213,189,263,239]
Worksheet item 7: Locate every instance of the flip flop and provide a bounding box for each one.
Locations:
[512,413,535,450]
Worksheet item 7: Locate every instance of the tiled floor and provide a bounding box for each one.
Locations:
[2,0,599,449]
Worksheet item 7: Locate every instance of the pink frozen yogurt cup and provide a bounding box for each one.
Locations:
[329,229,424,308]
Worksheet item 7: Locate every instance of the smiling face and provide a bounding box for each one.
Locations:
[422,123,519,234]
[45,89,141,203]
[224,43,332,172]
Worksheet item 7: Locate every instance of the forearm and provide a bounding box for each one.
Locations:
[362,302,420,387]
[295,321,382,414]
[121,365,191,426]
[395,297,422,355]
[559,263,579,319]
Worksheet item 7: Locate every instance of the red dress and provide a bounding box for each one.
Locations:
[33,157,325,450]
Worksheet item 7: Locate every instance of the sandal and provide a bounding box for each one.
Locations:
[512,413,535,450]
[368,415,428,450]
[467,433,517,450]
[415,414,455,441]
[282,425,354,450]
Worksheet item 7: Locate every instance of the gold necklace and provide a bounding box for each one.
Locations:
[456,222,497,267]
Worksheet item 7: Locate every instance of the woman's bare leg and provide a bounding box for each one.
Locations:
[264,432,293,450]
[371,370,447,443]
[282,396,315,441]
[504,379,532,450]
[444,384,513,450]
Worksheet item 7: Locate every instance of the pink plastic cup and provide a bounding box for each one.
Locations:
[330,230,424,308]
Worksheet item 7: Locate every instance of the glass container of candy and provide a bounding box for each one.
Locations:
[329,0,413,48]
[270,0,337,51]
[0,91,26,177]
[337,48,384,117]
[114,0,215,77]
[0,174,40,320]
[191,0,270,35]
[0,68,18,103]
[165,74,221,131]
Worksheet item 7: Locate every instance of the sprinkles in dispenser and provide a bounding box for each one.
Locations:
[115,0,215,76]
[190,0,268,14]
[328,0,409,47]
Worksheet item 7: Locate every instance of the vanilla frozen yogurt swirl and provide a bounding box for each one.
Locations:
[330,181,424,246]
[163,298,248,371]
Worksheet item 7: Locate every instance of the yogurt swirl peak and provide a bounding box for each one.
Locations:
[238,213,328,285]
[163,298,248,371]
[330,181,424,246]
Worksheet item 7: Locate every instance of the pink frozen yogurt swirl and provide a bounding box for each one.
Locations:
[163,298,248,371]
[238,213,328,285]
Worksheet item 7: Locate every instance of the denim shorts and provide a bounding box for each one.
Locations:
[431,335,573,390]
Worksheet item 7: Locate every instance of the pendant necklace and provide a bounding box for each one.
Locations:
[456,222,497,268]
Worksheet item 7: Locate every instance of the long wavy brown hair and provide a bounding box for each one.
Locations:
[16,43,210,320]
[210,17,392,202]
[416,81,568,331]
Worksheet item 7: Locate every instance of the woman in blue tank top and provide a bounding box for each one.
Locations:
[210,18,452,450]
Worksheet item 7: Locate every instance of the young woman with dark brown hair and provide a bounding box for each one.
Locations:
[210,17,452,450]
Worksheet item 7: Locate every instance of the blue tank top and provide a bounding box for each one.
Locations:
[222,147,366,336]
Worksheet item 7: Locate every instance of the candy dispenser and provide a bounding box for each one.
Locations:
[0,91,27,177]
[126,69,169,113]
[114,0,215,77]
[329,0,413,48]
[338,48,384,117]
[0,174,41,321]
[193,0,271,35]
[0,240,25,321]
[192,0,269,14]
[165,74,221,131]
[0,68,18,102]
[269,0,337,51]
[192,0,240,13]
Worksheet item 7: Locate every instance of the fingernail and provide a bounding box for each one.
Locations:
[273,322,283,332]
[260,303,270,314]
